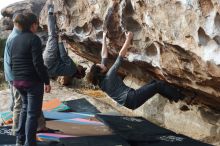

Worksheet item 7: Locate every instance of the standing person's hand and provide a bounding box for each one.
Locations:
[45,85,51,93]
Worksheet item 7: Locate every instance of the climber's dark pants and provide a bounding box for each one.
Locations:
[125,80,183,110]
[43,13,76,77]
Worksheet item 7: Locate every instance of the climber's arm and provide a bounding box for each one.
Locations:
[119,32,133,57]
[101,31,108,59]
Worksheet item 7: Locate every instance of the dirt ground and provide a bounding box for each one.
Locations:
[0,80,133,115]
[0,80,219,145]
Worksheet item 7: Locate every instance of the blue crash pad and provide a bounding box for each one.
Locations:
[43,111,94,120]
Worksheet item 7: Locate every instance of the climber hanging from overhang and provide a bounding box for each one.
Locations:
[86,30,195,110]
[43,1,86,85]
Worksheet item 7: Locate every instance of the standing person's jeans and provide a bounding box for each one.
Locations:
[11,86,46,136]
[16,82,44,146]
[12,85,22,135]
[8,81,15,111]
[8,81,23,136]
[43,13,58,64]
[125,80,183,110]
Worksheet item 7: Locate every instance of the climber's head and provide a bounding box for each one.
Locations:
[87,64,107,86]
[74,65,87,79]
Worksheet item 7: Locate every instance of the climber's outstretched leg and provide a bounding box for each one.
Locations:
[43,4,59,69]
[125,80,184,110]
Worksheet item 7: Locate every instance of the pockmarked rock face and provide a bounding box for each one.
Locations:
[0,0,47,39]
[0,0,219,144]
[1,0,46,18]
[0,17,13,31]
[39,0,220,110]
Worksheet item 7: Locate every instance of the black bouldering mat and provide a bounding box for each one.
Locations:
[0,134,16,144]
[0,136,63,146]
[96,114,211,146]
[0,126,12,135]
[60,135,130,146]
[64,98,100,114]
[130,135,212,146]
[96,114,175,141]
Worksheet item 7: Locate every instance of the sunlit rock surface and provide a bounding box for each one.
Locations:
[0,0,47,40]
[1,0,46,18]
[0,0,220,145]
[40,1,220,143]
[39,0,220,110]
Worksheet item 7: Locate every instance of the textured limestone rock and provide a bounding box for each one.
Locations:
[163,102,220,145]
[1,0,46,18]
[39,0,220,110]
[124,76,220,145]
[0,0,219,144]
[0,30,11,40]
[0,0,47,40]
[0,17,13,31]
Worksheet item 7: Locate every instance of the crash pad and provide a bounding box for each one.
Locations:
[96,114,175,141]
[60,135,130,146]
[96,114,211,146]
[0,134,16,144]
[46,120,112,136]
[37,133,76,142]
[64,98,100,114]
[55,118,104,126]
[0,126,12,135]
[43,111,94,120]
[0,111,13,125]
[42,98,71,112]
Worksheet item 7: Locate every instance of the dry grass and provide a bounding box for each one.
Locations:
[79,89,107,98]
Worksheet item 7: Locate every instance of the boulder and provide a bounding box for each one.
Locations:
[1,0,46,18]
[39,0,220,110]
[0,0,47,39]
[0,17,13,31]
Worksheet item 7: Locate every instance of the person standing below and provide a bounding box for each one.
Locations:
[43,2,86,83]
[4,13,52,136]
[3,14,23,133]
[11,13,51,146]
[87,31,191,110]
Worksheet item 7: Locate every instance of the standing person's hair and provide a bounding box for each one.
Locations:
[12,13,26,31]
[24,13,38,30]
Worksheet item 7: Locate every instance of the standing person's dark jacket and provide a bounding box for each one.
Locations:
[11,31,49,85]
